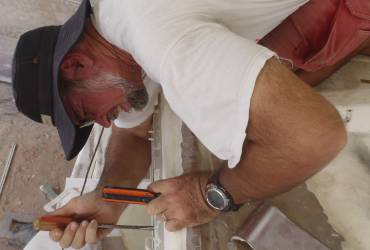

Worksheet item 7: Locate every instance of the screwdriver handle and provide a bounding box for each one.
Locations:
[102,186,160,205]
[33,215,75,231]
[33,215,154,231]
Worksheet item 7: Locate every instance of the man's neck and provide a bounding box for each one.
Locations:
[84,18,143,84]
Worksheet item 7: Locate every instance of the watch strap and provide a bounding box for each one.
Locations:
[207,171,241,212]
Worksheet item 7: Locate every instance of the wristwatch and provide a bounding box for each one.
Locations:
[205,171,240,212]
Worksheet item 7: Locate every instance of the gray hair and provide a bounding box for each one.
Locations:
[59,73,149,110]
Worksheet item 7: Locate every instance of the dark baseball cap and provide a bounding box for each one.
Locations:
[12,0,93,160]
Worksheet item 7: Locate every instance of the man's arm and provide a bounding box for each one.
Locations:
[96,117,152,190]
[220,57,347,203]
[146,57,346,231]
[49,117,152,249]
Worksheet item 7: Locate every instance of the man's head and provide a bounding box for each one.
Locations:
[58,18,148,128]
[61,72,148,128]
[12,0,147,160]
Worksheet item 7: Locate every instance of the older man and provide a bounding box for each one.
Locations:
[12,0,369,248]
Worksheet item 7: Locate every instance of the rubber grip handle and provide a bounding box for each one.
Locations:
[102,186,160,205]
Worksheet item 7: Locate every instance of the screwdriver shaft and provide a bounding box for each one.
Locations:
[98,224,154,230]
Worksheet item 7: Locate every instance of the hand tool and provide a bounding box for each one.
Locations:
[33,215,154,231]
[102,186,160,205]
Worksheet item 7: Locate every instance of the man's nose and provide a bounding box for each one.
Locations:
[95,116,111,128]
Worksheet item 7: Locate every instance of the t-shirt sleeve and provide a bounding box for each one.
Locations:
[160,23,275,168]
[114,77,160,128]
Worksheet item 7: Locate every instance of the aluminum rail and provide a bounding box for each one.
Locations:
[0,143,17,199]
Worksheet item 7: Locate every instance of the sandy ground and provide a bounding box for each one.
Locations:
[0,82,74,250]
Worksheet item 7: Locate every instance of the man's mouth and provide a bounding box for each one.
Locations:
[126,88,148,111]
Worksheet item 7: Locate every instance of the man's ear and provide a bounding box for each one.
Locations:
[60,52,94,81]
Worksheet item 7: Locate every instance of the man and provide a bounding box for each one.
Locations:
[11,0,369,248]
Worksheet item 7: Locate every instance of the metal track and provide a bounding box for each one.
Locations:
[0,143,17,199]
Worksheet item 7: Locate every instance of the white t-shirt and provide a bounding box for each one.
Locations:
[92,0,309,167]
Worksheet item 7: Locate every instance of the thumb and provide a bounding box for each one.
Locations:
[148,179,172,193]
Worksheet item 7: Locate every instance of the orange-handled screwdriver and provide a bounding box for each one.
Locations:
[33,215,153,231]
[102,186,160,205]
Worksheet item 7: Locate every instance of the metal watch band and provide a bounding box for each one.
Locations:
[207,171,241,212]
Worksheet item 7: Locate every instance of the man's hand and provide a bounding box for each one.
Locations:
[145,172,219,232]
[48,191,125,249]
[47,119,151,249]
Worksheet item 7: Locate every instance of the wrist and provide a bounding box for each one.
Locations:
[197,172,221,216]
[198,172,211,202]
[204,170,241,212]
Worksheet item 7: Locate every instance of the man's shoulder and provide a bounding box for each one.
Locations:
[93,0,206,83]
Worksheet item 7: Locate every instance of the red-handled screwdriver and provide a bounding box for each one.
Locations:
[33,215,153,231]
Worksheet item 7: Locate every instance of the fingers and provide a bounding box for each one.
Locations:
[97,228,112,242]
[146,178,181,216]
[49,220,101,249]
[148,178,179,193]
[162,207,193,231]
[59,222,79,248]
[165,219,187,232]
[85,220,99,244]
[49,228,63,242]
[146,173,219,232]
[71,220,89,249]
[145,195,168,216]
[45,191,118,249]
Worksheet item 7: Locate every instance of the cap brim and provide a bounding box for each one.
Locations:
[52,0,93,160]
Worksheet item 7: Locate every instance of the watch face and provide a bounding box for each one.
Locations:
[206,187,229,211]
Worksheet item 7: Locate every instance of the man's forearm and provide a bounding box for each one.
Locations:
[96,124,151,191]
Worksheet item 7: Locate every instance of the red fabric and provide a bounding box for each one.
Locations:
[259,0,370,72]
